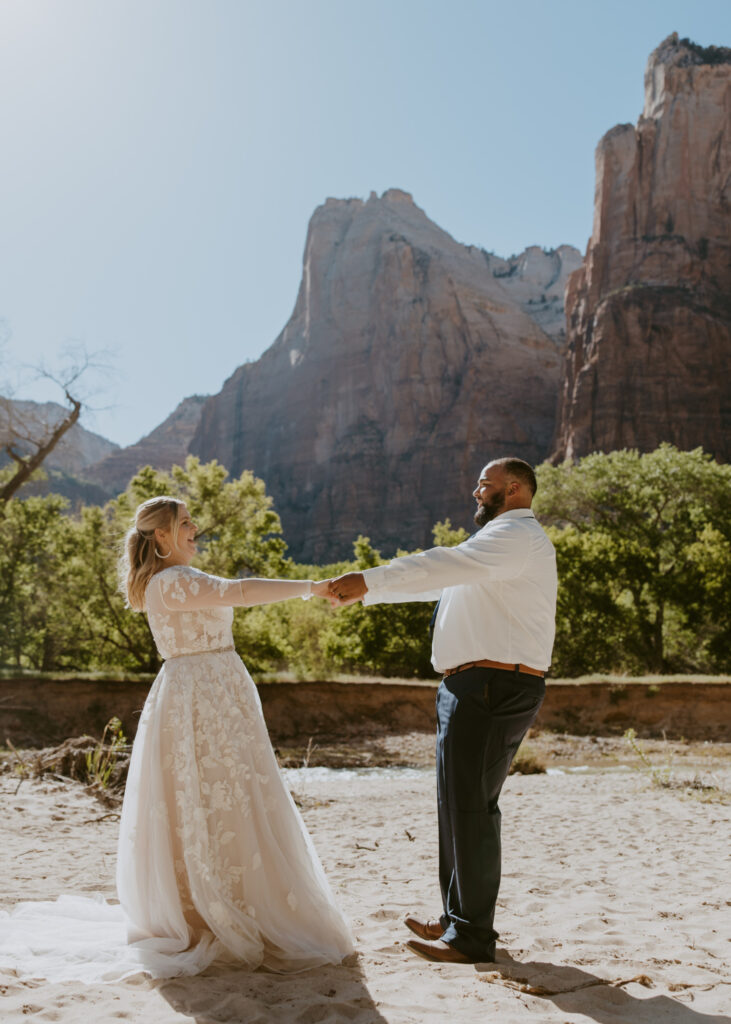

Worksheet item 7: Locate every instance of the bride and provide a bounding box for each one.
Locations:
[0,496,353,981]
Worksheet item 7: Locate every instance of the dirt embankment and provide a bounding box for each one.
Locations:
[1,676,729,749]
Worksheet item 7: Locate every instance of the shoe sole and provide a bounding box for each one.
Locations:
[404,920,443,941]
[406,941,496,965]
[405,942,474,965]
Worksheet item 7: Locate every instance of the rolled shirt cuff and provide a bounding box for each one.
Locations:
[362,561,431,595]
[361,565,388,593]
[360,566,382,605]
[362,564,440,606]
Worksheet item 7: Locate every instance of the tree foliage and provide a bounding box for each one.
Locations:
[0,445,728,679]
[231,523,465,680]
[0,458,289,673]
[0,490,72,670]
[535,445,731,675]
[316,536,434,678]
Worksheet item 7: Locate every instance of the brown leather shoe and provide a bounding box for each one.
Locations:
[406,939,476,964]
[404,915,443,941]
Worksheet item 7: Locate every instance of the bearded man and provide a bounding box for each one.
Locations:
[327,457,557,964]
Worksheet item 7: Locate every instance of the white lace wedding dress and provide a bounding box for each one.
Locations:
[0,566,354,982]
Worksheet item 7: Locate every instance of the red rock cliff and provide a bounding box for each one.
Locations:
[191,190,563,561]
[552,34,731,462]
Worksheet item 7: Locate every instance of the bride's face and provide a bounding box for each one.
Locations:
[156,504,198,565]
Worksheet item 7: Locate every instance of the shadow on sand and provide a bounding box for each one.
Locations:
[476,953,731,1024]
[157,953,388,1024]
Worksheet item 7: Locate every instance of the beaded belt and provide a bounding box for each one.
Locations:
[165,645,235,661]
[443,658,545,679]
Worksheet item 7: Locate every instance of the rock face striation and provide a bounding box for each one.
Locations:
[482,245,583,344]
[552,34,731,462]
[191,190,566,561]
[84,395,208,495]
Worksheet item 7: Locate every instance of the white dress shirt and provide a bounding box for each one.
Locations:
[362,508,557,673]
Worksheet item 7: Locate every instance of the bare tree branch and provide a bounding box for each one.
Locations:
[0,390,81,503]
[0,343,114,504]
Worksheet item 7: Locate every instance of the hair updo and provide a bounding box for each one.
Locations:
[120,496,185,611]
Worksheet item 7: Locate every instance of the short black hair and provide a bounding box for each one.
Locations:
[487,457,537,496]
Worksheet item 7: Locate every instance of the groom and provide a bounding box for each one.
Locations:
[327,457,557,964]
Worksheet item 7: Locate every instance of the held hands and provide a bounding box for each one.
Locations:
[311,573,367,607]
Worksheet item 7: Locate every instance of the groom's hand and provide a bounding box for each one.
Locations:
[327,572,367,605]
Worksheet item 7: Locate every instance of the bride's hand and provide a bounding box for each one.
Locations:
[311,580,340,607]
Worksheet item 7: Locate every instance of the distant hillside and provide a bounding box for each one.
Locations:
[83,395,209,495]
[0,399,119,505]
[0,399,118,474]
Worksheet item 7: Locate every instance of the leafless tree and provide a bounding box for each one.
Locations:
[0,344,112,504]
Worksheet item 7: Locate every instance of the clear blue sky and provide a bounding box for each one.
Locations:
[1,0,728,447]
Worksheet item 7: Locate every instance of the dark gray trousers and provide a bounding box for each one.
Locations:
[436,666,545,959]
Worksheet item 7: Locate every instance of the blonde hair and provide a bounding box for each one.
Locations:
[120,496,185,611]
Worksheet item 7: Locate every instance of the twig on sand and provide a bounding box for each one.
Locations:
[81,812,121,825]
[302,737,318,769]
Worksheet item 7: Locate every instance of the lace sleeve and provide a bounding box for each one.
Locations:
[156,566,312,611]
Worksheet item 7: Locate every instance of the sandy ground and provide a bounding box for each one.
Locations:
[1,748,730,1024]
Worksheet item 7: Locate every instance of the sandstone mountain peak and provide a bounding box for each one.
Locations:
[363,188,415,204]
[316,188,454,245]
[649,32,731,69]
[379,188,415,204]
[644,32,731,118]
[553,35,730,463]
[323,188,416,216]
[191,192,570,560]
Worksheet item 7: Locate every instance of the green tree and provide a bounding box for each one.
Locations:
[684,524,731,666]
[544,526,638,676]
[0,491,73,669]
[51,458,291,672]
[535,445,731,674]
[318,521,469,679]
[318,536,433,677]
[61,502,160,671]
[431,518,470,547]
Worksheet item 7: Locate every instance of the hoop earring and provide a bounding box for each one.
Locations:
[155,547,172,559]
